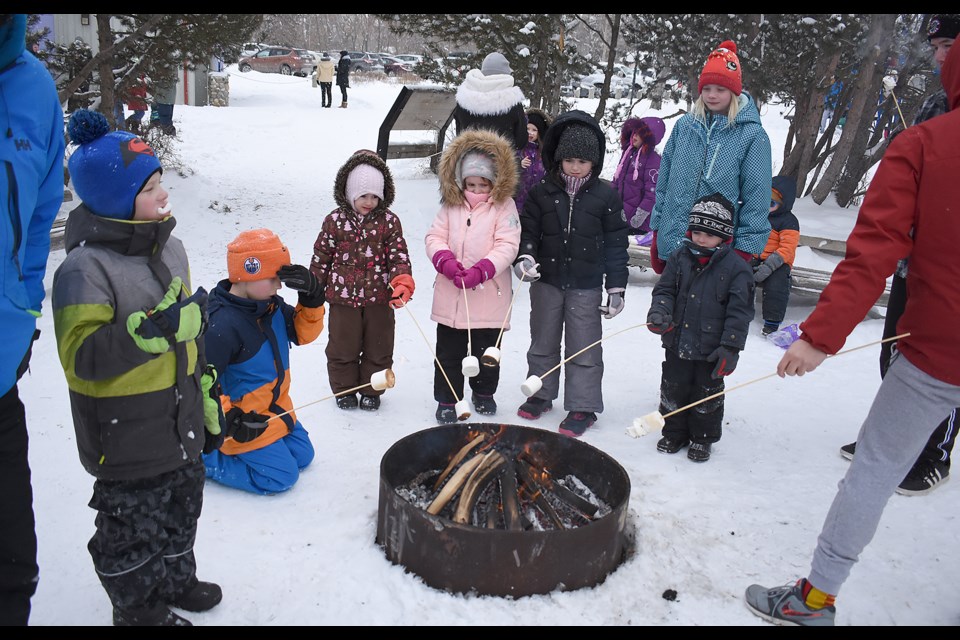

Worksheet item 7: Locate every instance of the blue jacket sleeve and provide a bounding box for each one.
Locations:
[733,129,773,256]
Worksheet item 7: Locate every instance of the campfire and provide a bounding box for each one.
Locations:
[395,429,610,531]
[376,423,632,597]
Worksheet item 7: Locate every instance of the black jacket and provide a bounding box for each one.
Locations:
[336,56,350,87]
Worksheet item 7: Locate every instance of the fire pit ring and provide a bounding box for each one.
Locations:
[376,423,632,597]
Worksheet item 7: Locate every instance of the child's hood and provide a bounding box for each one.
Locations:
[437,129,519,206]
[619,116,666,151]
[541,109,607,176]
[333,151,396,215]
[771,175,797,212]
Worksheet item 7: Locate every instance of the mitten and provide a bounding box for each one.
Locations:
[629,209,650,229]
[708,346,740,379]
[224,407,270,443]
[753,252,784,283]
[126,277,208,354]
[389,273,415,309]
[432,250,463,281]
[512,254,540,281]
[599,288,625,319]
[278,264,324,306]
[649,232,666,275]
[454,259,496,289]
[200,365,225,454]
[646,309,673,334]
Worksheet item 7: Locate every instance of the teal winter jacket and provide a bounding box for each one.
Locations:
[650,93,772,261]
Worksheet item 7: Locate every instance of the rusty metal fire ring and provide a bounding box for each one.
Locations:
[376,423,632,597]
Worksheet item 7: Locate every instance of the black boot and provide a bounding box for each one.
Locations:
[170,581,222,613]
[113,602,192,626]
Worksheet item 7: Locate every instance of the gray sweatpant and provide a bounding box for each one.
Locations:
[526,282,604,413]
[808,352,960,595]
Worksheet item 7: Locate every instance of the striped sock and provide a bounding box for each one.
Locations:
[801,578,836,609]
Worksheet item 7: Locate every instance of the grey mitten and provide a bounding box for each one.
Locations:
[512,254,541,282]
[754,252,785,283]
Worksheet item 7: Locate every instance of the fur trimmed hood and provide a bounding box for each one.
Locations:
[619,116,666,151]
[455,68,526,116]
[437,129,519,206]
[333,151,396,214]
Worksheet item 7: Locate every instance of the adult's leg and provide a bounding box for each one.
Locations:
[560,288,604,413]
[525,282,565,402]
[325,304,363,394]
[0,385,38,625]
[808,354,960,595]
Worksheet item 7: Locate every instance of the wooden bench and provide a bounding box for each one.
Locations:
[376,86,457,173]
[626,243,891,308]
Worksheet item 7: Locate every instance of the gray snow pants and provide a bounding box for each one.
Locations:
[525,282,603,413]
[808,352,960,595]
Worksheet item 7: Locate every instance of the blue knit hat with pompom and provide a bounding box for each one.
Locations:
[67,109,162,220]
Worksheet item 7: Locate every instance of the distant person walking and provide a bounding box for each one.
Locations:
[315,52,335,108]
[336,50,351,108]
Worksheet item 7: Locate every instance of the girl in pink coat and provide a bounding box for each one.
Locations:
[425,129,521,423]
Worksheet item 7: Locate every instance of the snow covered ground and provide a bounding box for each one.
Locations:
[23,69,958,626]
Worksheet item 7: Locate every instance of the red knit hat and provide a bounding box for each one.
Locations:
[698,40,742,96]
[227,228,291,283]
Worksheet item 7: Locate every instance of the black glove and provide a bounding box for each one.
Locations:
[202,430,224,455]
[754,253,784,283]
[224,407,270,443]
[708,346,740,379]
[278,264,324,307]
[647,310,673,335]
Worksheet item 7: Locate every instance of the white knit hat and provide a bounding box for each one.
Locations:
[345,163,385,207]
[456,150,496,187]
[481,52,511,76]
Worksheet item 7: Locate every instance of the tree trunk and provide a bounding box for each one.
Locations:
[593,14,621,121]
[783,51,840,195]
[96,15,118,127]
[811,13,893,205]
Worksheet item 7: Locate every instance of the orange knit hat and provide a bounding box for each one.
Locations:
[698,40,742,96]
[227,228,291,283]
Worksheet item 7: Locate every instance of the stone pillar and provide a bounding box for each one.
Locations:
[208,72,229,107]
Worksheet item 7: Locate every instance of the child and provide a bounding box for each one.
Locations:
[754,175,800,336]
[425,129,521,423]
[310,151,414,411]
[52,110,220,626]
[514,107,550,214]
[201,229,326,495]
[611,116,665,238]
[649,40,772,274]
[514,109,629,438]
[646,193,755,462]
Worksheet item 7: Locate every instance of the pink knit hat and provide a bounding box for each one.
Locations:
[345,163,385,207]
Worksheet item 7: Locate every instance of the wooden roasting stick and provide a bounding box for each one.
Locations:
[453,450,507,524]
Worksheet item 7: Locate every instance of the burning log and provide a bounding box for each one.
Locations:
[516,459,565,530]
[500,459,522,531]
[427,452,485,516]
[433,433,486,491]
[518,458,598,519]
[453,450,506,524]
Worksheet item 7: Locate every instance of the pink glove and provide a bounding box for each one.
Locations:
[454,259,496,290]
[432,250,463,281]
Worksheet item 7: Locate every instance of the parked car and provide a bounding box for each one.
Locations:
[382,56,415,77]
[393,54,424,67]
[342,51,381,73]
[241,42,265,58]
[238,47,315,77]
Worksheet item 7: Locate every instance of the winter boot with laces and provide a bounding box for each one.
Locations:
[558,412,597,438]
[436,403,457,424]
[744,579,836,626]
[170,581,222,613]
[472,393,497,415]
[336,393,358,410]
[359,395,381,411]
[517,397,552,420]
[113,602,192,627]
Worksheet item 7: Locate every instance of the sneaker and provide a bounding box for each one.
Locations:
[436,403,457,424]
[687,442,712,462]
[336,394,358,410]
[656,436,689,454]
[472,393,497,415]
[170,581,222,613]
[896,458,949,496]
[359,395,381,411]
[761,322,779,336]
[113,603,192,626]
[558,412,597,438]
[839,442,856,461]
[744,579,836,626]
[517,397,553,420]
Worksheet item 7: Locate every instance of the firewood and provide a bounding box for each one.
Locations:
[427,452,485,516]
[518,458,598,518]
[500,459,522,531]
[453,450,506,524]
[432,433,486,491]
[516,459,565,530]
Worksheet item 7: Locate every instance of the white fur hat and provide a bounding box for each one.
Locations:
[481,52,511,76]
[457,150,496,187]
[345,163,385,207]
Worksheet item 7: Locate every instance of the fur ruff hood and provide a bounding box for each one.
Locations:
[437,129,519,206]
[333,151,396,214]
